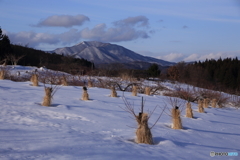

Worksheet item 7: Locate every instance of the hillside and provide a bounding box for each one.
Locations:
[0,66,239,160]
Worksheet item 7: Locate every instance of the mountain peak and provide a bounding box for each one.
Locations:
[74,41,109,47]
[53,41,175,68]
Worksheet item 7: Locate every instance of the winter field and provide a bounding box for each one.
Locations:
[0,66,240,160]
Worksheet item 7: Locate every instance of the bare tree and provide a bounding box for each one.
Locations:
[5,54,25,66]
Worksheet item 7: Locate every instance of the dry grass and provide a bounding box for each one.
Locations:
[68,75,85,86]
[120,73,134,81]
[228,95,240,109]
[217,93,229,108]
[163,86,198,102]
[38,71,61,85]
[94,77,120,89]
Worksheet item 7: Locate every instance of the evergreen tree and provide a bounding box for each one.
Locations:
[0,27,12,57]
[147,63,161,77]
[0,27,3,40]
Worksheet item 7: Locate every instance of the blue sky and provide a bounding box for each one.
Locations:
[1,0,240,62]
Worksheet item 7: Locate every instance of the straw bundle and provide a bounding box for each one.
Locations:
[186,102,193,118]
[132,85,138,96]
[198,99,204,113]
[111,87,117,97]
[172,107,182,129]
[145,87,151,96]
[135,113,153,144]
[42,87,52,106]
[82,87,89,100]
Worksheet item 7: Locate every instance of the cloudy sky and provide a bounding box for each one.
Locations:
[1,0,240,62]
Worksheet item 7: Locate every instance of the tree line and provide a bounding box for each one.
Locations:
[167,58,240,94]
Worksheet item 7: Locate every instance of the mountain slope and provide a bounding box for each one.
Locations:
[52,41,175,67]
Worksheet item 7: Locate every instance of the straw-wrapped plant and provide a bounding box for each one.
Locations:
[163,97,184,129]
[132,85,138,96]
[121,97,166,145]
[0,66,9,80]
[61,75,68,86]
[211,99,217,108]
[87,77,93,88]
[42,87,53,106]
[203,98,210,108]
[30,74,39,86]
[145,87,151,96]
[42,84,60,107]
[0,70,5,80]
[110,86,117,97]
[40,72,61,106]
[198,99,204,113]
[81,86,89,100]
[186,102,193,118]
[172,106,182,129]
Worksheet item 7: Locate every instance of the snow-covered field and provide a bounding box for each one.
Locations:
[0,66,240,160]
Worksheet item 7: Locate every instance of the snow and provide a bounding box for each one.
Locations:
[52,41,175,66]
[1,66,240,160]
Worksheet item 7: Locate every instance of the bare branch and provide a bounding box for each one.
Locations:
[150,104,167,129]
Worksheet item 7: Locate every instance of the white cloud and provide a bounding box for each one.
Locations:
[183,53,199,62]
[6,29,81,48]
[80,23,149,42]
[79,16,150,42]
[184,52,239,62]
[157,53,184,62]
[6,15,151,48]
[113,16,149,27]
[157,52,240,62]
[35,14,90,28]
[7,31,59,46]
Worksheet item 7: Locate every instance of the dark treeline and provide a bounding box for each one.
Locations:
[90,63,162,80]
[167,58,240,94]
[0,28,94,74]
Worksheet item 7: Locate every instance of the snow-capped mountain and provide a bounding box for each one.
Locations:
[51,41,175,68]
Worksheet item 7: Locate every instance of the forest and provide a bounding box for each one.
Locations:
[167,58,240,94]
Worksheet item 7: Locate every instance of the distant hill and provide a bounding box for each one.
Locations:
[51,41,175,69]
